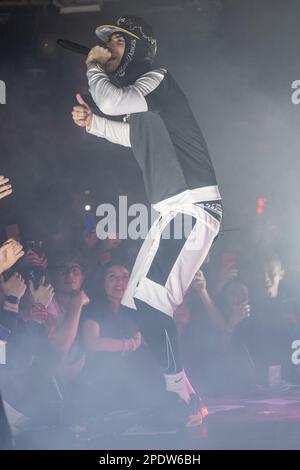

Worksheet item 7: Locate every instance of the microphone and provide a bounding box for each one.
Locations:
[56,39,90,55]
[56,38,108,55]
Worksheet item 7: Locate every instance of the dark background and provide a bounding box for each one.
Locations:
[0,0,299,262]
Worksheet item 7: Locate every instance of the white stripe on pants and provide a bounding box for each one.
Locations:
[121,202,220,317]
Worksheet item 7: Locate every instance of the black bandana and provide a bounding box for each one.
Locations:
[96,16,157,86]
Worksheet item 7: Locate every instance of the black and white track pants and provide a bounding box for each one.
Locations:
[122,186,222,373]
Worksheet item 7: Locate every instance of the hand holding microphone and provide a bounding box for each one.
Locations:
[85,45,112,67]
[56,39,111,66]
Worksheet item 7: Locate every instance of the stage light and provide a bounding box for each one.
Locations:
[53,0,102,14]
[257,197,267,215]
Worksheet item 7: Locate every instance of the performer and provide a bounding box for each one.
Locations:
[72,16,222,427]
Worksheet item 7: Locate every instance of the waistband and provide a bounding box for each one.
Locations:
[153,186,221,213]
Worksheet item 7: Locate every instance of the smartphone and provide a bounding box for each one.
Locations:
[25,240,44,257]
[5,224,21,242]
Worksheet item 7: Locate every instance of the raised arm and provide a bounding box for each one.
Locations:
[86,46,165,116]
[72,93,131,147]
[83,319,141,353]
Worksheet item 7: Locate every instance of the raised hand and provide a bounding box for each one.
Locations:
[22,250,48,270]
[123,331,142,352]
[0,239,24,274]
[132,331,142,351]
[29,275,54,308]
[68,290,90,313]
[72,93,93,128]
[86,45,112,67]
[192,269,207,293]
[0,175,13,200]
[0,272,26,299]
[228,302,251,330]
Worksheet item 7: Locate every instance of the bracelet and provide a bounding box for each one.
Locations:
[3,301,19,313]
[5,295,20,305]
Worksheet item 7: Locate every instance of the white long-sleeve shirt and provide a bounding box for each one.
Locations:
[86,63,219,204]
[86,113,131,147]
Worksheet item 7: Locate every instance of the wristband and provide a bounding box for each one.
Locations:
[5,295,20,305]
